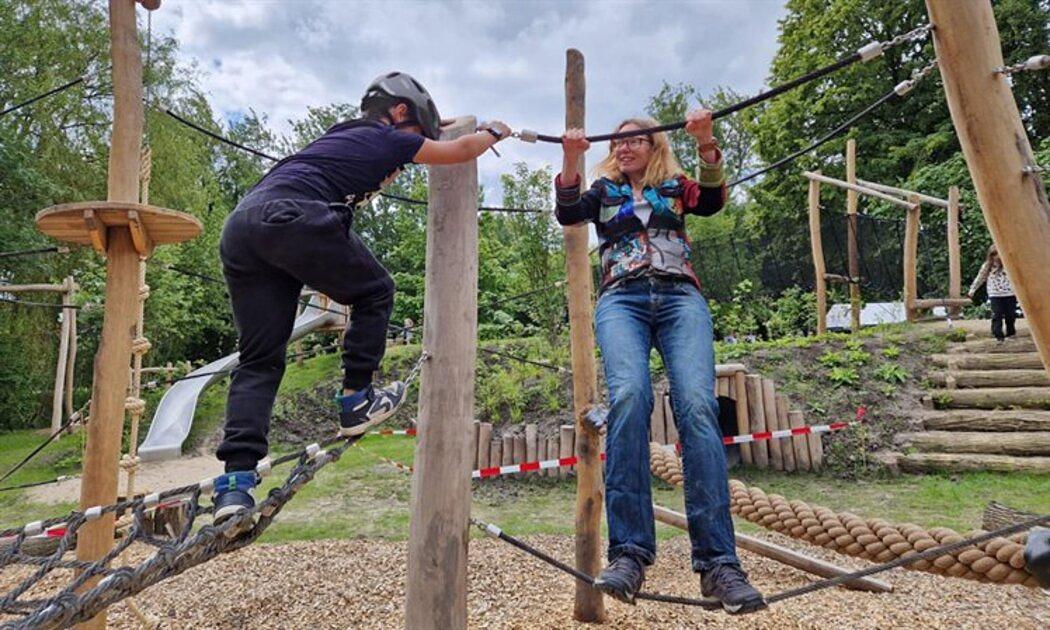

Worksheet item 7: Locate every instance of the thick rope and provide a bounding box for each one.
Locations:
[649,443,1041,587]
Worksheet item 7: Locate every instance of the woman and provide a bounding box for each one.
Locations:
[968,244,1018,343]
[555,111,763,614]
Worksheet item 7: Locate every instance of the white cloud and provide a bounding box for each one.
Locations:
[152,0,788,202]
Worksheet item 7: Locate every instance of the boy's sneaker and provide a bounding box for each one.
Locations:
[700,563,766,614]
[593,554,646,604]
[213,471,256,527]
[337,381,407,437]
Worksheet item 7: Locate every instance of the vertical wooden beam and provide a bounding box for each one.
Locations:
[663,393,679,445]
[776,394,796,472]
[903,196,920,322]
[559,424,575,478]
[947,186,962,317]
[808,175,827,334]
[51,284,73,433]
[64,288,78,419]
[762,379,783,471]
[562,47,605,623]
[846,139,861,332]
[477,422,492,470]
[76,3,144,627]
[926,0,1050,372]
[489,440,501,475]
[405,115,478,630]
[789,410,811,472]
[502,434,515,467]
[546,435,558,478]
[525,424,538,476]
[471,420,481,470]
[733,371,752,465]
[650,393,666,445]
[745,375,768,469]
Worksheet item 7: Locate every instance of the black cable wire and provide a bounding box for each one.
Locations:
[0,246,64,260]
[0,296,80,310]
[533,51,865,144]
[0,412,83,486]
[0,76,85,118]
[729,90,898,187]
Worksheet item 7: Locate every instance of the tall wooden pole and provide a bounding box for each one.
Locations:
[51,277,74,432]
[947,186,962,317]
[846,139,861,332]
[75,2,144,627]
[404,116,478,630]
[563,48,606,622]
[903,196,920,322]
[925,0,1050,371]
[808,175,827,334]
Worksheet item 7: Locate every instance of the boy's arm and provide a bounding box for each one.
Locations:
[413,122,509,165]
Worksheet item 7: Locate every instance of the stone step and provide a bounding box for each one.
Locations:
[927,369,1050,389]
[921,409,1050,432]
[929,387,1050,410]
[930,353,1045,370]
[947,337,1037,354]
[896,431,1050,456]
[897,452,1050,474]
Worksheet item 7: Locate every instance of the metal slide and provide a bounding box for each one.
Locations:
[138,295,342,462]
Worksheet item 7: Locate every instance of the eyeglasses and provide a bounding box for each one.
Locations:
[610,137,652,150]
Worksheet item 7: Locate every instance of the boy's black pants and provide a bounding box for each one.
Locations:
[989,295,1017,341]
[217,199,394,472]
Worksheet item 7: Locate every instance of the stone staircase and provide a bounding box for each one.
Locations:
[896,321,1050,474]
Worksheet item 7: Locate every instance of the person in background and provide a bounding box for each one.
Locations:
[968,244,1018,343]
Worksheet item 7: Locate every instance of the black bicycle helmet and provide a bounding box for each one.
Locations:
[360,71,441,140]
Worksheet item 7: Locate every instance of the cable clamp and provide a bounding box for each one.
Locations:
[513,129,538,143]
[857,41,884,62]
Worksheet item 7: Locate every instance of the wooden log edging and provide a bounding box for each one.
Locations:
[648,442,1040,587]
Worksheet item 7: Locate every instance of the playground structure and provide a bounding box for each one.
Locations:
[1,0,1049,627]
[0,278,78,433]
[806,140,969,334]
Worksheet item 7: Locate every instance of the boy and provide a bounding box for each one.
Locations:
[213,72,510,522]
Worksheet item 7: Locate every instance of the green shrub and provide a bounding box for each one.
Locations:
[828,366,860,387]
[818,350,847,368]
[881,346,901,359]
[874,363,909,384]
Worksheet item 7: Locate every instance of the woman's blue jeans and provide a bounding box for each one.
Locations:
[595,276,738,572]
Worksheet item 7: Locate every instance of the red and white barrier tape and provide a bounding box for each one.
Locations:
[370,408,867,480]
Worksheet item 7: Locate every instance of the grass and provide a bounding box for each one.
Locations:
[0,427,81,526]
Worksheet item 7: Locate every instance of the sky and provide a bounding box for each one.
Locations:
[151,0,788,202]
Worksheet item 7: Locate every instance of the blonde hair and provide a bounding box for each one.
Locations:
[594,117,683,188]
[986,244,1002,269]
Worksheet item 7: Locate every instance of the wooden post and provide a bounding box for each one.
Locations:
[64,292,78,420]
[663,393,679,445]
[559,424,575,478]
[846,139,861,332]
[903,196,920,322]
[51,278,74,433]
[762,379,783,471]
[808,430,824,472]
[947,186,962,317]
[776,394,796,472]
[75,3,142,626]
[488,440,501,474]
[808,175,827,334]
[745,375,768,468]
[405,116,478,630]
[650,393,666,445]
[733,371,752,465]
[525,423,538,477]
[562,48,605,622]
[513,434,526,477]
[926,0,1050,373]
[546,435,558,478]
[477,422,492,470]
[502,434,515,467]
[471,420,480,470]
[789,411,811,472]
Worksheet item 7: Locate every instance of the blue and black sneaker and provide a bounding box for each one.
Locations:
[700,563,766,614]
[336,381,406,437]
[213,471,256,527]
[593,554,646,604]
